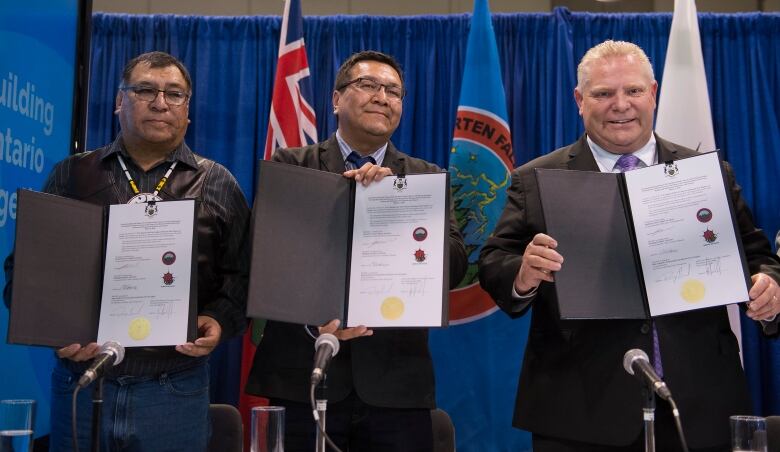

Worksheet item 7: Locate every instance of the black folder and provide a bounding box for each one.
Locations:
[247,160,450,328]
[536,169,648,319]
[7,189,198,347]
[535,152,749,320]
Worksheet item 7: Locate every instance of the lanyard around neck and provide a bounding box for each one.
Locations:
[116,153,178,198]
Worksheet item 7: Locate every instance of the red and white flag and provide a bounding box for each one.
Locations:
[239,0,317,446]
[263,0,317,159]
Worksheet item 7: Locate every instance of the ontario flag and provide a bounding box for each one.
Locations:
[239,0,317,445]
[428,0,531,450]
[263,0,317,159]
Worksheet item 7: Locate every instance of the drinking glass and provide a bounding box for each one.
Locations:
[730,415,767,452]
[251,406,284,452]
[0,400,35,452]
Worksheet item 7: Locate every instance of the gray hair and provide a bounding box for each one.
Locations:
[121,51,192,93]
[577,40,654,90]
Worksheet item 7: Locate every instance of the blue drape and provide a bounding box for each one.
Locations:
[88,6,780,438]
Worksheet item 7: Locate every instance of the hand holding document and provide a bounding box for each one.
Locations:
[247,160,450,328]
[8,190,198,348]
[346,172,447,327]
[624,152,748,316]
[536,152,749,319]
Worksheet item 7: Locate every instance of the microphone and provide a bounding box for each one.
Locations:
[77,341,125,389]
[311,333,339,385]
[623,348,671,401]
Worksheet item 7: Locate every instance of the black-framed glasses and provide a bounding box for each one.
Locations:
[337,77,405,101]
[120,85,191,106]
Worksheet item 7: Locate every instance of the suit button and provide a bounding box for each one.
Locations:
[640,323,651,334]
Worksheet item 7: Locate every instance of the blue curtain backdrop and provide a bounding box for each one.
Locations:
[87,5,780,439]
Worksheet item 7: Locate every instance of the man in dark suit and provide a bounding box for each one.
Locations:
[478,40,780,451]
[247,50,467,451]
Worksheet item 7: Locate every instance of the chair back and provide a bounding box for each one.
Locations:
[208,403,243,452]
[431,408,456,452]
[768,415,780,452]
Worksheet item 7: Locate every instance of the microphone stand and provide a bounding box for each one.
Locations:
[91,377,104,452]
[315,377,327,452]
[642,386,656,452]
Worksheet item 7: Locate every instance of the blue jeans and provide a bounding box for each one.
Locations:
[49,359,210,452]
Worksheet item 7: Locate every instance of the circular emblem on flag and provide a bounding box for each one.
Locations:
[696,208,712,223]
[449,107,514,323]
[413,227,428,242]
[162,251,176,265]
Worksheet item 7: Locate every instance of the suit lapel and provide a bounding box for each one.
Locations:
[382,142,407,174]
[319,135,347,173]
[655,134,682,163]
[565,134,682,172]
[565,135,600,171]
[318,135,405,174]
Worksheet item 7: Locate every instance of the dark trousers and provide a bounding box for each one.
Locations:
[532,403,728,452]
[270,392,433,452]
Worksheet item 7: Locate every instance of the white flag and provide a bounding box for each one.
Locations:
[656,0,715,153]
[656,0,742,358]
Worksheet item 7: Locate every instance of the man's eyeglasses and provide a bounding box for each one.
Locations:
[337,77,405,101]
[120,85,190,106]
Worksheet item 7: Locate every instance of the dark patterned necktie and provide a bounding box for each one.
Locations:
[614,153,664,377]
[346,151,377,169]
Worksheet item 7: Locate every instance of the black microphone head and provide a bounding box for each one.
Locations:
[623,348,649,375]
[101,341,125,366]
[314,333,339,357]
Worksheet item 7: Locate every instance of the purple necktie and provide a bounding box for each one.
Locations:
[346,151,376,169]
[614,153,643,172]
[614,153,664,377]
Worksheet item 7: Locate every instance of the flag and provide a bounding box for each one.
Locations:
[263,0,317,159]
[239,0,317,445]
[656,0,715,153]
[655,0,742,352]
[429,0,531,450]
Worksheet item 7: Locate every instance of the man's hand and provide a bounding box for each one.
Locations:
[514,233,564,294]
[746,273,780,321]
[176,315,222,357]
[343,163,393,186]
[57,343,100,361]
[319,319,373,341]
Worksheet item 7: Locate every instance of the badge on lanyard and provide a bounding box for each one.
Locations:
[116,153,178,215]
[127,193,163,204]
[126,193,162,217]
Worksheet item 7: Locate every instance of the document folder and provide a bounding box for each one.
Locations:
[247,160,450,328]
[7,189,197,347]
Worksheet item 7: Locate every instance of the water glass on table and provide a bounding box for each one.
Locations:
[251,406,285,452]
[731,415,768,452]
[0,400,35,452]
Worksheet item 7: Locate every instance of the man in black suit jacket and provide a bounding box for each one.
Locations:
[247,50,467,452]
[479,40,780,451]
